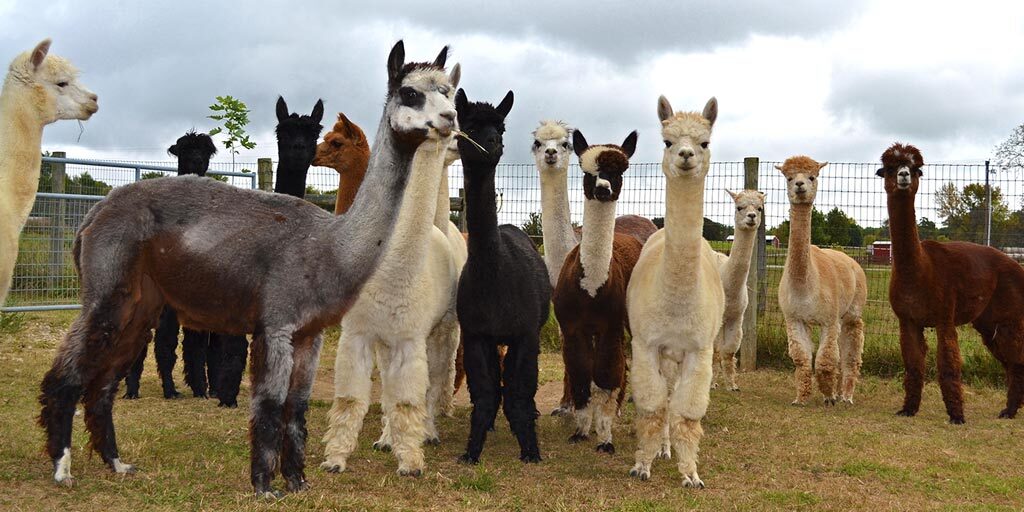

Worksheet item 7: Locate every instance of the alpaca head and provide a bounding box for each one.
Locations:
[385,41,459,146]
[454,89,513,169]
[573,129,638,203]
[657,96,716,179]
[876,142,924,195]
[313,112,369,173]
[276,97,324,169]
[8,39,98,124]
[168,130,217,177]
[776,156,828,205]
[531,120,573,171]
[727,189,766,230]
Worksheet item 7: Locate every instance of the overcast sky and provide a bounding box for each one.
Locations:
[4,0,1023,167]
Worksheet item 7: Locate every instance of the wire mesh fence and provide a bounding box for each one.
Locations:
[6,156,1017,383]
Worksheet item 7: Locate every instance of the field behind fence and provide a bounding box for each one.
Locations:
[6,156,1016,384]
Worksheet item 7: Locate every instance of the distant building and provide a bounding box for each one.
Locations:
[869,240,892,264]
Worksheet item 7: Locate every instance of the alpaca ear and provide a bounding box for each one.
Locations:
[204,136,217,156]
[433,46,449,69]
[572,130,589,157]
[875,168,885,177]
[387,40,405,84]
[276,96,289,123]
[621,130,638,158]
[725,189,738,201]
[915,167,924,177]
[455,88,468,119]
[311,99,325,124]
[495,91,514,118]
[774,164,784,172]
[758,191,767,203]
[31,39,51,71]
[817,161,829,171]
[168,143,179,157]
[448,63,461,89]
[702,97,718,126]
[657,95,673,123]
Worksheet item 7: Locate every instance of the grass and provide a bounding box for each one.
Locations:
[2,313,1024,511]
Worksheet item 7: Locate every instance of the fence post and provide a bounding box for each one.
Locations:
[985,160,992,246]
[458,188,467,232]
[257,158,273,192]
[741,156,762,372]
[48,151,67,290]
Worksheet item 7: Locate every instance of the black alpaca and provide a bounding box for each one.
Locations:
[121,131,248,403]
[273,96,324,197]
[455,89,550,464]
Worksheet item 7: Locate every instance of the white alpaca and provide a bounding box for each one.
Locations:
[321,61,461,477]
[0,39,97,305]
[711,189,765,391]
[626,96,724,488]
[434,137,468,416]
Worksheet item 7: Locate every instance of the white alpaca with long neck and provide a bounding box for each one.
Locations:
[0,39,97,305]
[626,96,724,488]
[711,189,765,391]
[532,120,579,287]
[321,52,462,477]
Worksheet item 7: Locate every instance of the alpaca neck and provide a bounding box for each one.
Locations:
[539,165,577,286]
[723,226,757,287]
[464,165,500,258]
[785,203,815,288]
[578,199,617,297]
[333,152,369,215]
[0,81,45,223]
[377,139,446,271]
[887,191,925,275]
[434,163,452,231]
[663,177,706,282]
[274,157,313,198]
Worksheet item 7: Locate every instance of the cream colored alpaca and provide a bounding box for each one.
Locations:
[532,120,579,287]
[321,63,461,477]
[712,189,765,391]
[0,39,97,305]
[776,156,867,406]
[435,137,467,417]
[626,96,724,488]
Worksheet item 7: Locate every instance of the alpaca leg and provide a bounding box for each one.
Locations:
[935,324,965,424]
[379,338,429,476]
[897,321,927,417]
[373,344,395,452]
[152,306,181,399]
[656,358,679,459]
[280,334,323,493]
[562,328,594,442]
[719,321,743,392]
[1000,363,1024,419]
[207,333,223,398]
[591,329,626,454]
[668,347,714,488]
[248,328,296,497]
[710,344,721,390]
[502,337,542,463]
[123,339,147,399]
[182,328,210,398]
[39,316,90,486]
[814,322,841,405]
[838,317,864,404]
[629,341,668,480]
[453,334,465,396]
[424,315,459,443]
[786,320,814,405]
[321,330,375,473]
[215,334,248,408]
[551,330,575,417]
[459,337,500,464]
[83,365,137,475]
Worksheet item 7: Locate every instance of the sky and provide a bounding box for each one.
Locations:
[4,0,1023,168]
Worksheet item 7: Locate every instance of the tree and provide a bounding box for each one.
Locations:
[822,207,864,247]
[917,217,939,240]
[993,124,1024,171]
[521,211,543,238]
[208,95,256,172]
[702,217,729,242]
[936,182,1009,243]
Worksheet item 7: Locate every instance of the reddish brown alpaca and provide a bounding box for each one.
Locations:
[312,112,370,215]
[553,129,641,453]
[879,142,1024,423]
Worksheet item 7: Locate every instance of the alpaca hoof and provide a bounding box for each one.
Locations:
[895,408,916,417]
[398,468,422,478]
[286,478,309,492]
[656,445,672,460]
[111,459,136,475]
[728,385,740,392]
[55,475,75,488]
[595,442,615,455]
[998,408,1017,419]
[319,460,346,473]
[209,390,219,398]
[372,441,392,452]
[710,382,719,390]
[948,415,965,425]
[458,453,480,465]
[163,391,182,400]
[791,399,807,407]
[567,433,588,444]
[122,391,140,400]
[550,406,572,417]
[629,463,650,481]
[256,490,284,500]
[520,451,542,463]
[192,391,208,399]
[823,397,837,406]
[218,400,238,408]
[841,397,854,405]
[682,474,705,489]
[425,437,441,446]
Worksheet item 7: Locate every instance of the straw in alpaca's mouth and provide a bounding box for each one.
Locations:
[456,131,487,154]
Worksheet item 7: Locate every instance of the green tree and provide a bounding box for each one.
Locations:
[993,124,1024,171]
[702,217,730,242]
[521,211,543,238]
[936,182,1009,243]
[822,207,864,247]
[208,95,256,172]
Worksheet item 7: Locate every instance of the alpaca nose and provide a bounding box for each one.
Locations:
[795,181,804,188]
[678,148,694,159]
[89,93,98,102]
[545,148,557,156]
[747,212,757,219]
[440,111,456,123]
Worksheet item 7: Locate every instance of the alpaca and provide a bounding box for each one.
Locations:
[626,96,724,487]
[0,39,97,306]
[455,89,550,464]
[877,143,1024,423]
[711,189,766,391]
[777,156,867,406]
[553,129,641,455]
[37,40,456,497]
[313,112,370,215]
[319,56,462,477]
[274,97,325,198]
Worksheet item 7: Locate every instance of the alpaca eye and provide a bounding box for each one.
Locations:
[758,207,763,212]
[331,140,342,148]
[700,141,709,149]
[736,207,743,212]
[56,81,68,88]
[663,140,672,148]
[533,140,541,149]
[808,176,816,182]
[561,142,569,149]
[787,177,793,182]
[438,86,450,95]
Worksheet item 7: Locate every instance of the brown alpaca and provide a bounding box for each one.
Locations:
[553,130,641,454]
[313,112,369,215]
[878,143,1024,423]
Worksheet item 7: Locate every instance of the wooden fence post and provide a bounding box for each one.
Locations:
[257,158,273,191]
[457,188,467,232]
[741,156,763,372]
[48,151,66,290]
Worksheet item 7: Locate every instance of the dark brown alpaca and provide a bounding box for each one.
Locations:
[553,129,641,454]
[878,142,1024,423]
